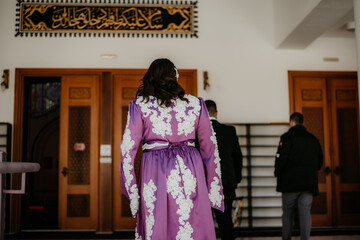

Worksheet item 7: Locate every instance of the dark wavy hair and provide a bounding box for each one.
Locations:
[136,58,188,107]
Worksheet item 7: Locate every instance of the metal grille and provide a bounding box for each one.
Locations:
[302,107,326,183]
[68,106,91,185]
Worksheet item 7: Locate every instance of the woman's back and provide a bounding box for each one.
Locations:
[119,58,224,240]
[136,94,201,144]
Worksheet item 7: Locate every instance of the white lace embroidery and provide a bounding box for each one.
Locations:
[174,95,201,136]
[143,180,157,240]
[135,224,142,240]
[120,111,139,216]
[136,95,201,137]
[136,96,172,137]
[208,177,222,207]
[208,124,223,207]
[166,155,196,240]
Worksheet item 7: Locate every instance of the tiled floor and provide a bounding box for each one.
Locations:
[6,232,360,240]
[231,236,360,240]
[67,237,360,240]
[7,236,360,240]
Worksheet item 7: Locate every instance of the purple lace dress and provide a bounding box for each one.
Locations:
[120,95,224,240]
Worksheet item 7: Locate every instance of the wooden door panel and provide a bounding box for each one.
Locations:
[113,71,145,229]
[177,69,198,95]
[289,71,360,227]
[291,76,332,226]
[59,75,99,229]
[112,69,197,230]
[328,79,360,226]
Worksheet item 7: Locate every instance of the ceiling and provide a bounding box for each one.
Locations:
[277,0,355,49]
[321,9,355,38]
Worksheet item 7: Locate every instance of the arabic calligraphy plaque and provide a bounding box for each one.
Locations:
[16,1,198,37]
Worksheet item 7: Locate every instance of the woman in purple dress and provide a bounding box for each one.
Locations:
[120,58,224,240]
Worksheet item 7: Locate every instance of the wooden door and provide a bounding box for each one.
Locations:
[290,76,332,226]
[289,71,360,227]
[328,78,360,226]
[113,70,145,229]
[59,75,100,229]
[113,69,197,230]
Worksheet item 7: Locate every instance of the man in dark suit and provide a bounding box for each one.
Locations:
[275,112,323,240]
[205,100,243,240]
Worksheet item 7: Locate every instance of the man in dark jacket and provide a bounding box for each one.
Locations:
[205,100,243,240]
[275,112,323,240]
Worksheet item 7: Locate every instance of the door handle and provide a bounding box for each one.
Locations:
[324,166,331,175]
[61,167,69,177]
[334,166,341,176]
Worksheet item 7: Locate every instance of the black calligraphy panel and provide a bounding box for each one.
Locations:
[18,3,196,37]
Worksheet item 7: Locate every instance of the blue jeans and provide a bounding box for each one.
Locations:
[282,192,313,240]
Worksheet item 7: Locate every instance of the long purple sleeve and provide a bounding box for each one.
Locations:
[120,101,143,217]
[196,98,224,211]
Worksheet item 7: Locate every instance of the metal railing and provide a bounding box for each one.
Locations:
[0,151,40,239]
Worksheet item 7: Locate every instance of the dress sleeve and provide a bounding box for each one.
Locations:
[196,98,224,211]
[119,100,143,217]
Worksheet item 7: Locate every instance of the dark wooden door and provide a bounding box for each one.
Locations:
[328,78,360,226]
[289,71,360,226]
[290,75,332,226]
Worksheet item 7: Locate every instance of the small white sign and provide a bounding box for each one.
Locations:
[100,157,112,163]
[100,144,111,156]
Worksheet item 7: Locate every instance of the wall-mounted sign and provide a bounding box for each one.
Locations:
[15,0,198,38]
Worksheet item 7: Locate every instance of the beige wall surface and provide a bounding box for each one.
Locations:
[0,0,357,124]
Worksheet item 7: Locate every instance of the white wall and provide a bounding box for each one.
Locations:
[0,0,357,124]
